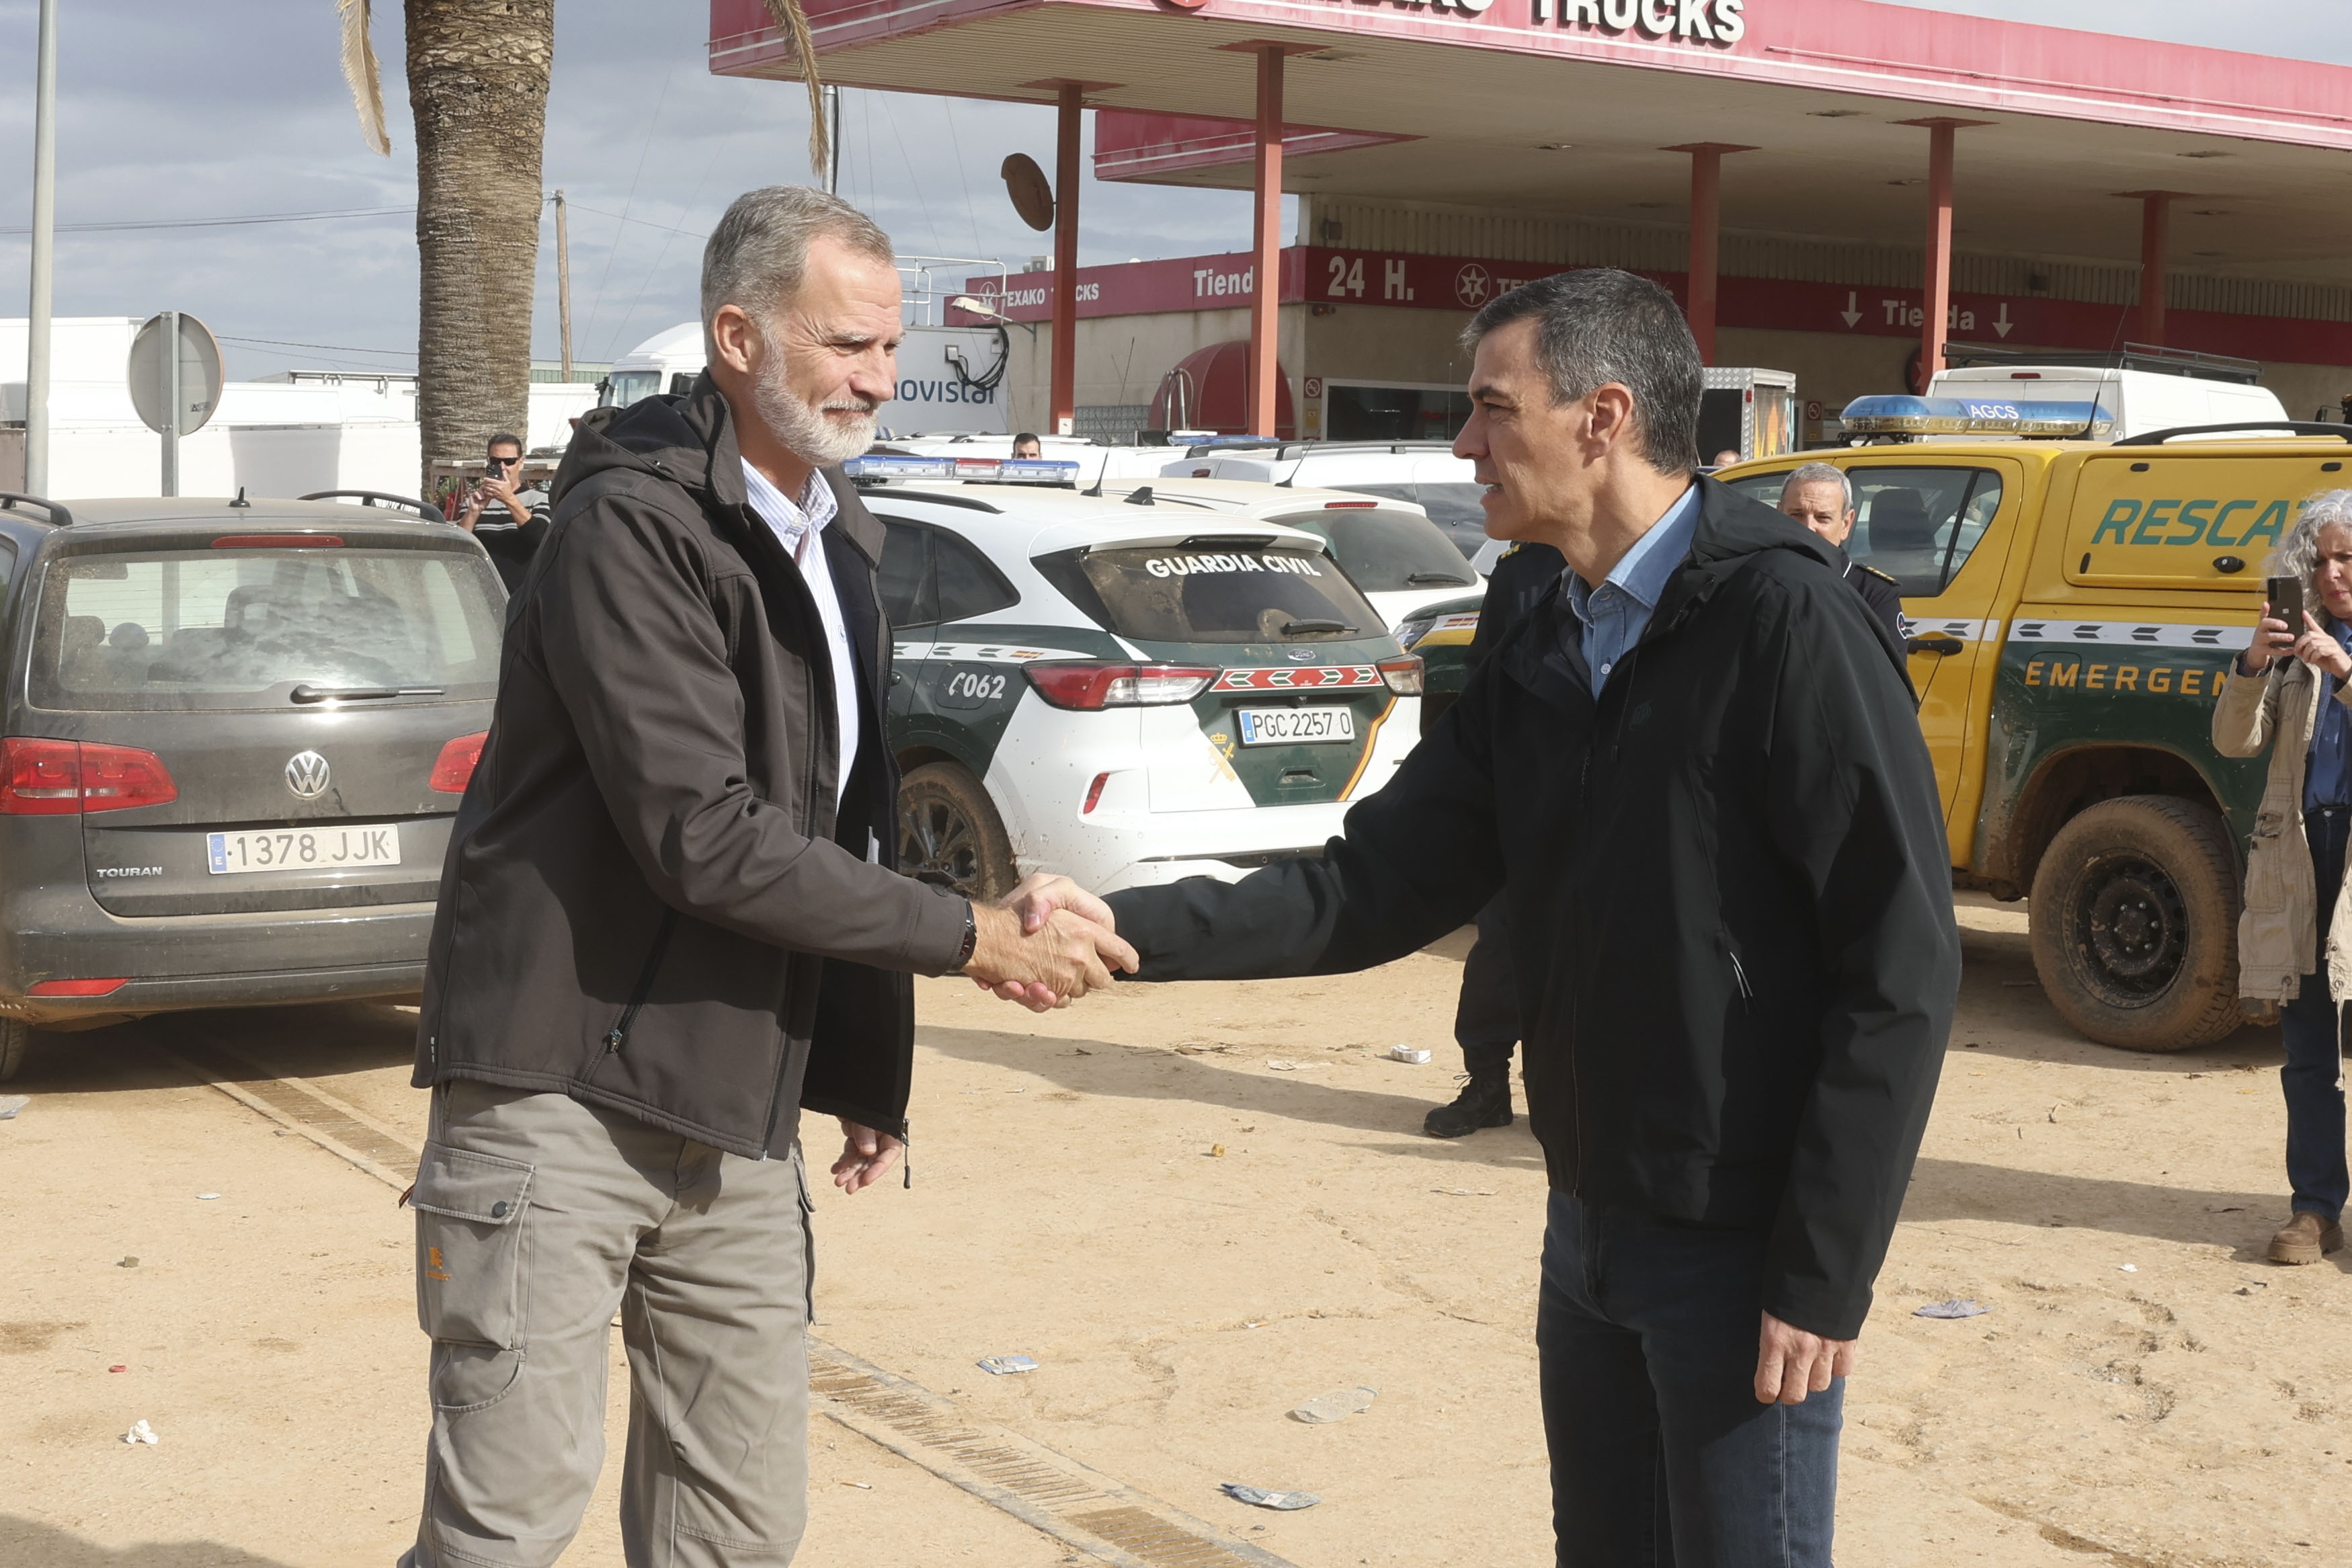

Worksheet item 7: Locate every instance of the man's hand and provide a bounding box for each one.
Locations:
[1754,1311,1855,1405]
[831,1118,903,1193]
[961,876,1137,1012]
[483,466,534,527]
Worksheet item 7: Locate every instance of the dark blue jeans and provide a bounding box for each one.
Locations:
[1538,1194,1842,1568]
[2281,806,2351,1221]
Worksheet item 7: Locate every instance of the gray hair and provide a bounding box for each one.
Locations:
[1459,268,1701,474]
[2261,488,2352,604]
[1781,461,1853,513]
[700,186,894,352]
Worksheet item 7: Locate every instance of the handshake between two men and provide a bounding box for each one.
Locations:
[831,874,1131,1195]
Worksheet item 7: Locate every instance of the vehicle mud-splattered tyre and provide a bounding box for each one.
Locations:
[897,761,1017,903]
[2029,794,2243,1053]
[0,1018,28,1083]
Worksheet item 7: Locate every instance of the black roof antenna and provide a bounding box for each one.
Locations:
[229,486,251,508]
[1123,485,1155,507]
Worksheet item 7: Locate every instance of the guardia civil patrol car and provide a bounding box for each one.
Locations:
[1719,407,2352,1057]
[854,456,1424,899]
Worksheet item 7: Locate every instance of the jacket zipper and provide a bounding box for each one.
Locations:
[1728,950,1754,1010]
[604,909,679,1054]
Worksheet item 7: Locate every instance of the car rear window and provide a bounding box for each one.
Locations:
[1037,544,1383,645]
[32,546,505,711]
[1270,509,1475,593]
[1336,483,1491,558]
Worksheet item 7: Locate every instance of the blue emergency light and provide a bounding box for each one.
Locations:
[842,455,1082,485]
[1839,395,2117,440]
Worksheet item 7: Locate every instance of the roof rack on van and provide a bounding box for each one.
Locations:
[2114,421,2352,446]
[1942,340,2263,385]
[298,490,442,520]
[0,493,73,528]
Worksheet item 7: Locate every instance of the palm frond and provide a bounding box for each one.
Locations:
[762,0,831,179]
[337,0,391,157]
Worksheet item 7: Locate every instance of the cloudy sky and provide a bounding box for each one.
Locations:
[0,0,2345,381]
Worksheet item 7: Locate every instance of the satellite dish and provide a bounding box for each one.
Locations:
[127,312,224,437]
[1002,154,1055,233]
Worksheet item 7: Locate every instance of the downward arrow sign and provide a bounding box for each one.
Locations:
[1839,290,1862,329]
[1993,302,2013,339]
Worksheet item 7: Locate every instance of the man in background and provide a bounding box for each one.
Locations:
[1779,461,1904,643]
[457,431,548,593]
[1010,431,1043,458]
[1424,534,1559,1139]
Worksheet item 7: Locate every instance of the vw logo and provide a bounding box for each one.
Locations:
[284,751,331,800]
[1455,263,1492,306]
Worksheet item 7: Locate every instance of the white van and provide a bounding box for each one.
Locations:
[1844,347,2293,443]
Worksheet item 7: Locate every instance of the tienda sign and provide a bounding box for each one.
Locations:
[957,246,2352,368]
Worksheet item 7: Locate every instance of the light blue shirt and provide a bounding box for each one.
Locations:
[1561,483,1702,698]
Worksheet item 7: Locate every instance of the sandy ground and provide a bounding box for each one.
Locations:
[4,894,2349,1567]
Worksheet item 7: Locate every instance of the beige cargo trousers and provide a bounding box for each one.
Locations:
[399,1077,815,1567]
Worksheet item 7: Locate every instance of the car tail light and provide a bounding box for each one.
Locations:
[430,731,489,793]
[1023,663,1218,710]
[1324,499,1377,508]
[1377,655,1425,696]
[0,739,177,815]
[1082,772,1110,815]
[212,534,343,548]
[30,977,128,997]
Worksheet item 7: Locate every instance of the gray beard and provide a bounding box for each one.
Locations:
[752,349,877,469]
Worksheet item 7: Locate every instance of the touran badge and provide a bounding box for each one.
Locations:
[284,751,331,800]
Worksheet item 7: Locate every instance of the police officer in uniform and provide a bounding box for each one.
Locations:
[1779,461,1903,641]
[1424,534,1563,1137]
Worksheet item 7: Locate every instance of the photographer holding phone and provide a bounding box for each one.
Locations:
[2215,490,2352,1265]
[458,431,549,591]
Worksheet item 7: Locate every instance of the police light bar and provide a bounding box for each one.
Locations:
[1839,395,2117,440]
[842,455,1082,485]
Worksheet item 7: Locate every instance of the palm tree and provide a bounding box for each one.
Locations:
[339,0,553,496]
[336,0,830,499]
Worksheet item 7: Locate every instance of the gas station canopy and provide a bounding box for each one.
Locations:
[712,0,2352,283]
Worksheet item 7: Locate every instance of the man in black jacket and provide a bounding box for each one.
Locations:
[1092,270,1957,1566]
[1424,538,1560,1138]
[402,187,1132,1568]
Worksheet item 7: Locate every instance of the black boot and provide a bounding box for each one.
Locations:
[1423,1070,1513,1138]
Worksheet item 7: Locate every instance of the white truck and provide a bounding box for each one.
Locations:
[598,320,1011,438]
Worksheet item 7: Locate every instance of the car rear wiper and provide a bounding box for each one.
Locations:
[1406,571,1469,585]
[1280,619,1357,637]
[290,683,446,703]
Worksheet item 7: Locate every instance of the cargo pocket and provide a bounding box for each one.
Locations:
[410,1140,535,1411]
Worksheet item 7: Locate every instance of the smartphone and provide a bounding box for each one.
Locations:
[484,456,508,479]
[2268,575,2306,634]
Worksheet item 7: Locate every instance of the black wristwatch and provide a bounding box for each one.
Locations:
[955,902,979,969]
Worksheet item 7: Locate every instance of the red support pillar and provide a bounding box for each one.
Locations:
[1050,83,1082,437]
[1246,46,1284,438]
[1664,143,1755,366]
[1920,123,1954,395]
[1894,118,1988,393]
[2138,191,2172,347]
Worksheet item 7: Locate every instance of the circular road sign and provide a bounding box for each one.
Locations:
[127,312,225,438]
[1001,154,1055,233]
